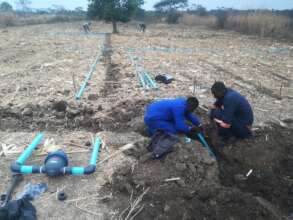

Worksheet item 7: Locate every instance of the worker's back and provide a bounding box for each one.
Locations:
[224,89,253,125]
[144,98,186,121]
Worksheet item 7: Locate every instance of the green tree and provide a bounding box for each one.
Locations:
[88,0,144,33]
[154,0,188,24]
[0,2,13,12]
[154,0,188,12]
[15,0,31,12]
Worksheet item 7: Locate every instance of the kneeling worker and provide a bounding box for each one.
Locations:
[144,97,202,139]
[210,81,254,140]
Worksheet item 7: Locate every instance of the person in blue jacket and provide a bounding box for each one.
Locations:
[144,97,202,139]
[210,81,254,140]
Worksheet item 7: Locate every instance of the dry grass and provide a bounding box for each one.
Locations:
[0,12,17,27]
[180,14,216,27]
[0,13,84,27]
[225,12,292,37]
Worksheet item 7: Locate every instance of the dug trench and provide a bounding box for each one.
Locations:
[0,32,149,134]
[103,114,293,219]
[0,98,150,133]
[1,93,292,219]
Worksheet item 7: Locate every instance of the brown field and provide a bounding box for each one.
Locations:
[0,21,293,219]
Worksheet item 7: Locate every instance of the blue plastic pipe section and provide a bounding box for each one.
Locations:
[197,133,216,159]
[12,136,102,176]
[67,137,101,175]
[127,51,158,91]
[90,137,101,165]
[75,34,107,100]
[16,133,44,165]
[75,53,101,100]
[143,72,158,89]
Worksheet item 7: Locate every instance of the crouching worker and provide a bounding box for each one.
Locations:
[210,81,254,142]
[144,97,202,139]
[144,97,202,159]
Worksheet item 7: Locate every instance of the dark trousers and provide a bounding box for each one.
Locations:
[210,109,252,139]
[144,118,178,136]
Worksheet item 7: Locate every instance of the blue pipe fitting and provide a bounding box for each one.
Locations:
[11,135,102,177]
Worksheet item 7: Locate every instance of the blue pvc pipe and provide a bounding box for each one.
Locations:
[90,137,101,165]
[75,55,101,100]
[138,72,146,89]
[16,133,44,165]
[197,133,216,159]
[71,167,85,175]
[143,72,157,89]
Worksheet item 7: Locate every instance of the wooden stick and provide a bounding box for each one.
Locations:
[35,149,89,157]
[97,143,134,166]
[62,142,88,149]
[279,82,283,97]
[74,205,101,216]
[164,177,181,182]
[65,194,100,203]
[72,73,77,94]
[124,187,150,220]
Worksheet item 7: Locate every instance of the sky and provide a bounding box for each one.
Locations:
[4,0,293,11]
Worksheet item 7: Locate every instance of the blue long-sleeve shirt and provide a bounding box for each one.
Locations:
[214,89,254,125]
[144,98,201,133]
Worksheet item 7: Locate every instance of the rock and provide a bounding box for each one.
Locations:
[164,204,170,212]
[88,94,99,101]
[188,163,197,174]
[55,112,65,119]
[62,90,70,96]
[52,100,67,112]
[85,141,91,146]
[177,179,186,188]
[97,105,103,111]
[201,153,216,165]
[175,163,187,172]
[198,188,210,201]
[22,108,33,116]
[66,108,81,118]
[234,174,246,182]
[83,106,94,115]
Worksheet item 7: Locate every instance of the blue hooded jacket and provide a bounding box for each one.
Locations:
[144,98,201,133]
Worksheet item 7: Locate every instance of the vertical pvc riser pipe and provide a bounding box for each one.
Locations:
[70,137,101,175]
[16,133,44,165]
[90,138,101,165]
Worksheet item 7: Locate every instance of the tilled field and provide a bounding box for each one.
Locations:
[0,21,292,219]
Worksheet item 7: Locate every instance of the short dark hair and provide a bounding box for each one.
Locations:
[211,81,227,98]
[187,97,199,110]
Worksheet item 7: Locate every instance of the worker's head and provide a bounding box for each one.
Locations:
[186,97,199,112]
[211,81,227,99]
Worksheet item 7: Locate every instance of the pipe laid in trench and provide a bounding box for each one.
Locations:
[75,52,102,100]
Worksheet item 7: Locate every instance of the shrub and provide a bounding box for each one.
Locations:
[0,12,16,27]
[180,14,216,27]
[225,12,291,37]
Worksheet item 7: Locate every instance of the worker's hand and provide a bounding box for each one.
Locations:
[214,118,231,129]
[190,125,203,134]
[208,104,216,109]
